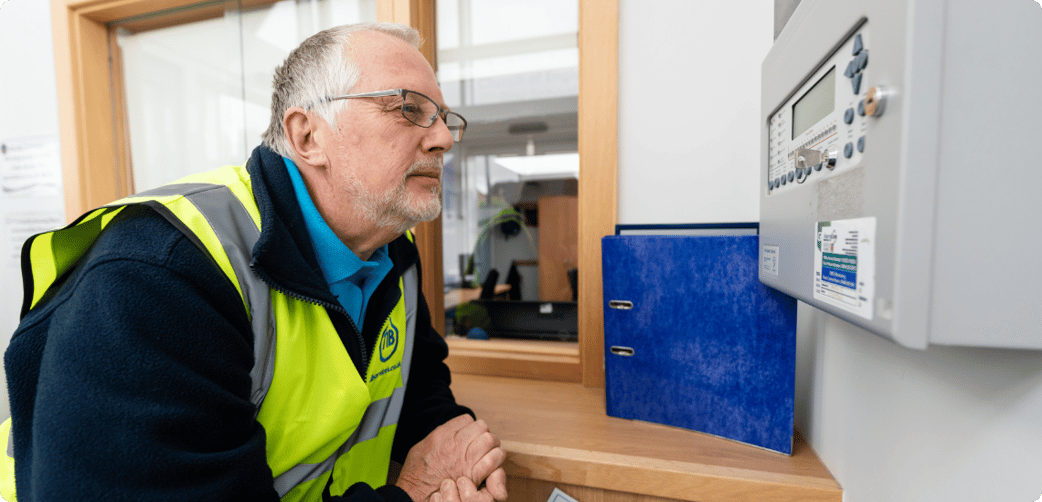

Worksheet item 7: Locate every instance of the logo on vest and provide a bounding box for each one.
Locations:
[379,322,399,362]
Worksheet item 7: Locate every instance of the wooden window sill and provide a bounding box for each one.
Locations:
[443,335,583,383]
[451,374,842,502]
[445,337,581,382]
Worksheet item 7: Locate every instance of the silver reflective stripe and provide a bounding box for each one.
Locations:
[130,181,278,412]
[272,265,419,497]
[124,183,219,200]
[179,186,276,408]
[401,266,418,384]
[272,390,403,495]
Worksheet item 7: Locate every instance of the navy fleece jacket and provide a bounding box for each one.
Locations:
[5,145,472,501]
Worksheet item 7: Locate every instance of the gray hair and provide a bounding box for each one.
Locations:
[261,22,422,157]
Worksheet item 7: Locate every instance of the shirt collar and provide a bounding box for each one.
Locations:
[282,156,385,284]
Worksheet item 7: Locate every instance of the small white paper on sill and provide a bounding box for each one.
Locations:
[547,487,579,502]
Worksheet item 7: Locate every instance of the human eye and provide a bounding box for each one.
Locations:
[401,102,424,116]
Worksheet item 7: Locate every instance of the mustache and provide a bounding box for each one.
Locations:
[407,157,443,178]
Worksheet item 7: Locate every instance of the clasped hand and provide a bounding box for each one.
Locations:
[396,414,508,502]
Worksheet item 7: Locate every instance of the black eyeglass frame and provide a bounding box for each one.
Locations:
[314,88,467,141]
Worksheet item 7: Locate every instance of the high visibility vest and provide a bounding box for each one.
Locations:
[0,163,417,502]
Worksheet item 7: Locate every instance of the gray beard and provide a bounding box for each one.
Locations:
[348,157,443,234]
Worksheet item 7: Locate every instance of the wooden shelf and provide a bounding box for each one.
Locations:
[446,338,581,382]
[451,374,841,502]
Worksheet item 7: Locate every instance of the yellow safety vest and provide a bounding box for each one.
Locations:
[0,163,418,502]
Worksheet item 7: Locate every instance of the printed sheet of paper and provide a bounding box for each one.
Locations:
[1,136,65,268]
[1,136,61,198]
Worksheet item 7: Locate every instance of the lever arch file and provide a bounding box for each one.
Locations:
[602,234,797,454]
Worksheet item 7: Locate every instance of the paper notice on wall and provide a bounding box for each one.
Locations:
[813,217,875,319]
[1,135,61,199]
[1,135,65,268]
[6,212,65,267]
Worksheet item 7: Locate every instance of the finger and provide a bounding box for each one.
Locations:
[456,476,492,502]
[485,468,508,501]
[454,418,490,447]
[462,431,500,468]
[439,478,460,502]
[467,445,506,483]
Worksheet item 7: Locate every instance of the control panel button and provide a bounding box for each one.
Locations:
[858,50,869,70]
[781,176,787,186]
[787,171,795,182]
[768,180,774,190]
[857,136,865,153]
[853,34,864,56]
[844,108,855,124]
[844,142,854,158]
[813,162,823,172]
[844,60,857,78]
[858,99,866,116]
[852,73,863,95]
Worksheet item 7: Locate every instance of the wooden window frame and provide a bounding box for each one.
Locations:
[51,0,615,387]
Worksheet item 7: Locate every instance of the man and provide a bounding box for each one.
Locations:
[1,23,506,502]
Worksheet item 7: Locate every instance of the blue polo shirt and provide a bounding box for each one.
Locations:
[282,157,394,330]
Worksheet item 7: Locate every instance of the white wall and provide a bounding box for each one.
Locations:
[797,308,1042,502]
[618,1,1042,501]
[618,0,771,225]
[0,0,64,421]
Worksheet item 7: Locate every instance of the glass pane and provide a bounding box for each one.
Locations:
[117,0,377,192]
[439,0,579,339]
[437,0,578,107]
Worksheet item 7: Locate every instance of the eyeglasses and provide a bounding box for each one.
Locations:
[317,88,467,142]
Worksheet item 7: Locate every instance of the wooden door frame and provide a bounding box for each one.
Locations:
[51,0,616,387]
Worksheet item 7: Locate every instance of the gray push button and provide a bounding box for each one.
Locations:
[844,108,855,124]
[787,171,795,182]
[844,142,854,158]
[853,34,864,56]
[858,99,866,116]
[857,136,865,153]
[852,73,863,95]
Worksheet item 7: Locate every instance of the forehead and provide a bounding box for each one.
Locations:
[345,32,443,101]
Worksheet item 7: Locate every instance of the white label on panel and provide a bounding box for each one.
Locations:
[813,217,875,319]
[762,244,780,276]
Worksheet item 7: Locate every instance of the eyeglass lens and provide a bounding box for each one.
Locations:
[401,91,465,141]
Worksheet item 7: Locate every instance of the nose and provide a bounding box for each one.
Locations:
[421,115,455,154]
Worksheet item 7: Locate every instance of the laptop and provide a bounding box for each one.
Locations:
[470,299,578,341]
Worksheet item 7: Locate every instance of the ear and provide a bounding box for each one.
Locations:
[283,106,328,168]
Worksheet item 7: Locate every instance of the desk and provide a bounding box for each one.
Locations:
[444,285,512,310]
[451,374,841,502]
